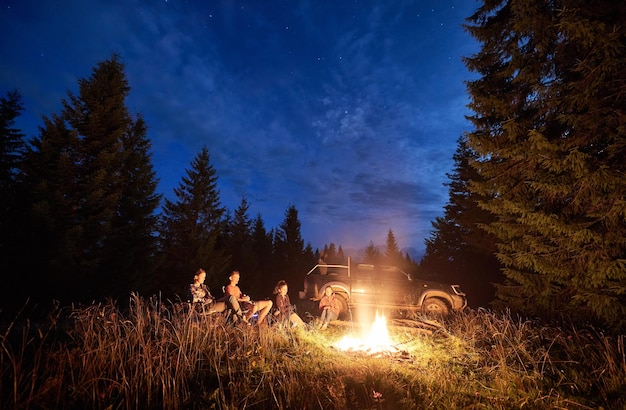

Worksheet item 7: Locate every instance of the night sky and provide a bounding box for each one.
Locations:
[1,0,479,258]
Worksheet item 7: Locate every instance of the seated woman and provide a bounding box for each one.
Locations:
[189,268,227,314]
[273,280,305,328]
[317,285,341,330]
[225,270,273,326]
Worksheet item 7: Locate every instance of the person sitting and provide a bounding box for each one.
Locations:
[317,285,341,330]
[188,268,227,314]
[273,280,305,328]
[189,268,247,324]
[225,270,273,326]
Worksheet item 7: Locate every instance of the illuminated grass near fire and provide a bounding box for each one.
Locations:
[1,297,624,409]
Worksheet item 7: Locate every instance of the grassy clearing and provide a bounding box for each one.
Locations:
[1,296,624,409]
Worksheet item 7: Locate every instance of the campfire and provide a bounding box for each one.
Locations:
[333,311,405,357]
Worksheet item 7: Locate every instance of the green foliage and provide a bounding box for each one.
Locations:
[336,245,346,264]
[362,240,382,265]
[383,229,402,266]
[225,197,265,294]
[158,146,229,296]
[106,115,161,296]
[16,55,160,303]
[421,137,503,307]
[464,0,626,330]
[21,113,82,300]
[1,56,436,313]
[273,205,310,293]
[0,89,24,191]
[322,242,339,263]
[0,90,26,298]
[251,214,275,279]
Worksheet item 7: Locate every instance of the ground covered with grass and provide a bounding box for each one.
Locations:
[1,296,624,409]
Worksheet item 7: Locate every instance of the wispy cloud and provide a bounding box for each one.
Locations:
[0,0,479,255]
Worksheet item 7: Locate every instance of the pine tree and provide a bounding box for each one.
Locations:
[325,243,338,263]
[336,245,346,265]
[0,90,26,303]
[251,213,274,287]
[303,243,315,272]
[274,205,306,289]
[0,90,25,229]
[20,114,81,302]
[159,146,229,296]
[362,241,382,265]
[105,115,161,297]
[227,197,260,290]
[0,90,24,194]
[464,1,626,328]
[420,137,503,307]
[384,229,403,267]
[19,55,160,303]
[65,56,128,281]
[403,252,418,277]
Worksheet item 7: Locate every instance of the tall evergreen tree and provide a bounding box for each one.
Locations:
[403,252,418,276]
[302,243,315,273]
[274,205,306,290]
[362,241,382,265]
[464,1,626,328]
[0,89,25,222]
[420,137,502,307]
[384,229,403,267]
[226,197,260,290]
[251,213,274,289]
[0,90,24,194]
[324,243,338,263]
[19,55,159,303]
[159,146,229,296]
[336,245,346,265]
[106,115,161,297]
[20,114,81,303]
[0,90,26,303]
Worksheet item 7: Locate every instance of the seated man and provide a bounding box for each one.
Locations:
[225,270,273,326]
[189,268,239,317]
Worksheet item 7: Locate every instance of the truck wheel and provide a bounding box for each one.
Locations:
[422,298,449,316]
[335,293,349,320]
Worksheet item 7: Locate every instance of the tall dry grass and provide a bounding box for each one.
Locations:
[1,296,624,409]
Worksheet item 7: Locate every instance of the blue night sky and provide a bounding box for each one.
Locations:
[1,0,479,257]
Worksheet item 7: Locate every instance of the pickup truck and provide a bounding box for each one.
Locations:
[298,259,467,318]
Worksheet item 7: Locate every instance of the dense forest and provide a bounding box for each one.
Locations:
[421,0,626,333]
[0,62,418,315]
[1,0,625,335]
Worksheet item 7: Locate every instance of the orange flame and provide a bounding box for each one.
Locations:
[334,311,396,353]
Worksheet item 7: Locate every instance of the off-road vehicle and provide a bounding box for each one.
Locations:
[299,259,467,318]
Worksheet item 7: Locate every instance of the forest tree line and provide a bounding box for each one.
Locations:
[0,58,418,313]
[1,0,625,333]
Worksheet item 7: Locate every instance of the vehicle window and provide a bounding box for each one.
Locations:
[354,269,372,279]
[386,269,408,282]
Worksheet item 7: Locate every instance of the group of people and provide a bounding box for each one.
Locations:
[189,268,342,329]
[189,269,272,325]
